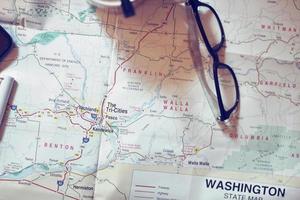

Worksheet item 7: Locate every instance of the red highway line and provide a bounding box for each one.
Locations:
[59,149,84,185]
[64,149,83,167]
[16,107,96,132]
[44,108,91,131]
[100,5,175,120]
[0,179,79,200]
[57,149,84,195]
[106,4,175,95]
[29,181,80,200]
[0,179,20,182]
[135,184,156,188]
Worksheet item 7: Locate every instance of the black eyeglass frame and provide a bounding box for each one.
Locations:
[187,0,240,121]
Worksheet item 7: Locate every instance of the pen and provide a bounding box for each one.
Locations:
[87,0,137,17]
[0,76,14,126]
[121,0,135,17]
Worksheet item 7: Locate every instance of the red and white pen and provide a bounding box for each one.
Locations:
[0,76,14,126]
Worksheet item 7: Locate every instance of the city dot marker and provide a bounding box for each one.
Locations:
[82,137,89,143]
[57,180,64,186]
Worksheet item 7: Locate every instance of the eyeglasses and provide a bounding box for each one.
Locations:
[186,0,240,122]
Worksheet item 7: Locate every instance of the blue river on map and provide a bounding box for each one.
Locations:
[0,163,96,179]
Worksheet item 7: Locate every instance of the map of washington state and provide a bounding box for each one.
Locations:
[0,0,299,200]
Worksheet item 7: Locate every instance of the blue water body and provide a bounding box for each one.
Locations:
[0,164,56,179]
[0,162,96,180]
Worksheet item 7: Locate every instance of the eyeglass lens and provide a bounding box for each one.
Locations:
[216,64,238,113]
[197,5,222,50]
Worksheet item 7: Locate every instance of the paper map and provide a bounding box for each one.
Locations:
[0,0,299,199]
